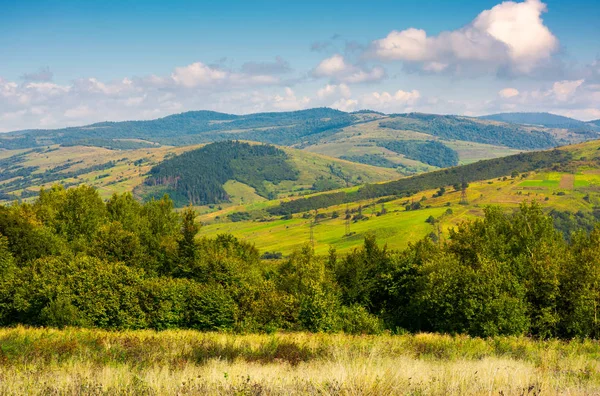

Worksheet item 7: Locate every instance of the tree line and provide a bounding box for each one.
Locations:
[0,184,600,338]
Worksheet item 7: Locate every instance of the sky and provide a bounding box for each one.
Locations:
[1,0,599,132]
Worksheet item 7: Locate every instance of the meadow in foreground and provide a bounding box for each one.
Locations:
[1,327,599,395]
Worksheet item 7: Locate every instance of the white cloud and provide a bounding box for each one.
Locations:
[313,54,386,83]
[170,62,280,89]
[314,54,347,77]
[551,79,584,101]
[171,62,228,87]
[317,83,351,99]
[271,87,310,111]
[370,0,558,74]
[64,105,94,119]
[331,98,358,112]
[360,89,421,112]
[498,88,520,98]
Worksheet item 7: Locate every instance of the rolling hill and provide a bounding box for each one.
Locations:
[0,141,398,206]
[196,139,600,255]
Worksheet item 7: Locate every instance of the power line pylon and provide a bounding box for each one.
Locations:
[460,178,469,205]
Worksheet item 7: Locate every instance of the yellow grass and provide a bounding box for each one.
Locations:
[1,327,599,395]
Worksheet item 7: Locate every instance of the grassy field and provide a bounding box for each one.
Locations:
[198,167,593,255]
[0,327,599,395]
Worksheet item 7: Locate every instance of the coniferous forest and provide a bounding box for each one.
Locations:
[1,184,600,339]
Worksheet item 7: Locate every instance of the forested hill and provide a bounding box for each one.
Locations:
[142,141,299,206]
[589,119,600,128]
[0,108,355,150]
[380,113,558,150]
[480,112,598,131]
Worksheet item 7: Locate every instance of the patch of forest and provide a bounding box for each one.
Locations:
[144,141,299,206]
[380,113,557,149]
[378,140,459,168]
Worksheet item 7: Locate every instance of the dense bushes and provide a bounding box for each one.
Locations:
[1,185,600,338]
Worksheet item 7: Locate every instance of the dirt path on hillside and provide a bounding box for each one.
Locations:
[559,174,575,189]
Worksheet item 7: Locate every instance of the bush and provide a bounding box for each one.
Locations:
[187,283,237,331]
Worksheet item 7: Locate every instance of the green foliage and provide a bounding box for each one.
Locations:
[2,183,600,339]
[187,283,237,331]
[145,141,299,206]
[379,140,459,167]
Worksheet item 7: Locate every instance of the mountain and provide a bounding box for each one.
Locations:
[2,108,598,177]
[588,120,600,128]
[480,112,596,131]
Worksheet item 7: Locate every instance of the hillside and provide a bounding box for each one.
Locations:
[299,112,592,172]
[0,141,398,205]
[480,112,597,131]
[197,139,600,254]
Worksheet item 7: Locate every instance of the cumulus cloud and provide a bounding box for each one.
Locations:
[331,98,358,112]
[359,89,422,112]
[313,54,386,84]
[316,83,352,99]
[550,79,584,101]
[498,88,520,98]
[370,0,558,75]
[270,87,311,111]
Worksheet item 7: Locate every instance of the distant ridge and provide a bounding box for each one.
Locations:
[479,112,593,130]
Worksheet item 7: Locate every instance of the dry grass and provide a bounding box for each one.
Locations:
[0,327,599,395]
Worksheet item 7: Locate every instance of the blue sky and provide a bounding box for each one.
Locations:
[1,0,599,131]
